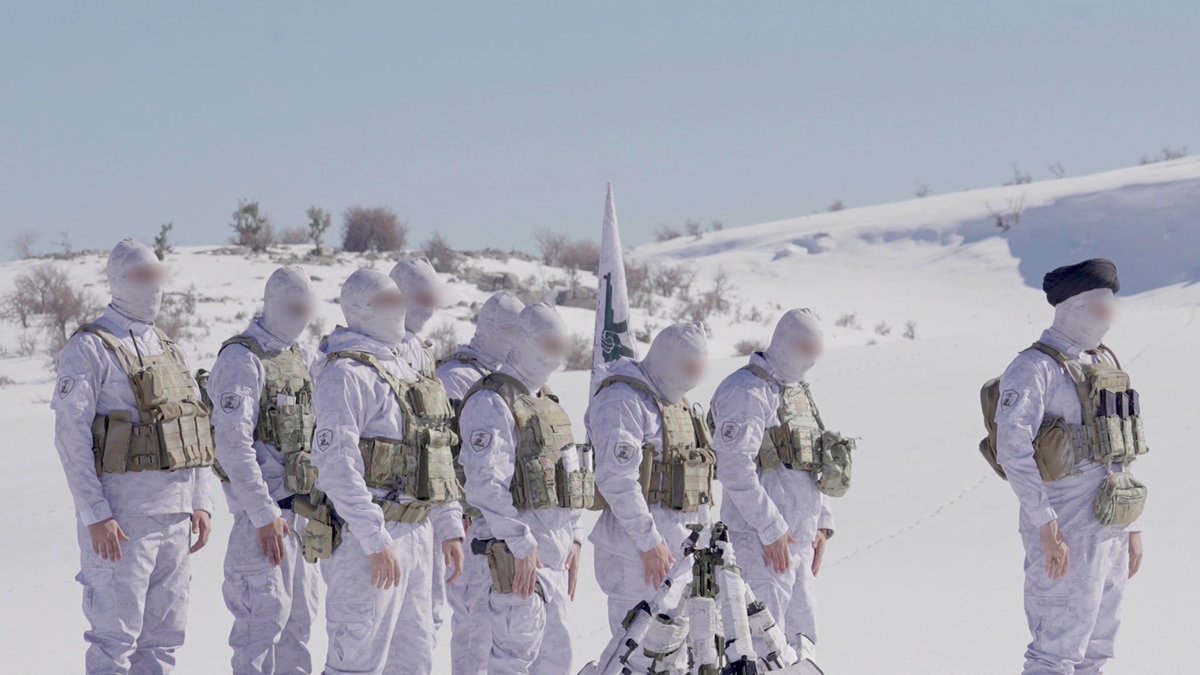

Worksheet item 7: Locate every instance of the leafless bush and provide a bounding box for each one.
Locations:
[564,333,592,371]
[634,323,655,344]
[828,200,845,212]
[153,223,174,260]
[654,224,682,242]
[421,232,460,273]
[625,260,652,307]
[835,312,860,329]
[903,320,917,340]
[230,199,275,252]
[559,239,599,273]
[278,225,310,245]
[342,205,407,253]
[1140,146,1188,164]
[534,229,568,265]
[651,265,695,299]
[1004,163,1033,186]
[676,269,735,324]
[307,314,327,343]
[10,231,40,259]
[307,206,332,256]
[425,322,459,361]
[711,221,724,232]
[3,264,97,341]
[1047,162,1066,179]
[156,286,200,341]
[55,232,74,257]
[914,182,931,198]
[734,338,766,356]
[988,195,1026,232]
[874,321,892,336]
[17,333,37,357]
[684,219,703,238]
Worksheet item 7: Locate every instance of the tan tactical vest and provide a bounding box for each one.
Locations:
[979,343,1149,483]
[744,365,854,498]
[591,375,715,513]
[464,372,594,510]
[326,350,463,508]
[80,323,215,474]
[217,335,318,494]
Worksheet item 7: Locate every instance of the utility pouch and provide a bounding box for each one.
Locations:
[516,455,558,510]
[359,438,408,491]
[816,431,854,498]
[485,539,517,594]
[663,447,715,512]
[132,366,173,409]
[292,497,341,563]
[1033,417,1077,482]
[284,451,318,495]
[788,423,822,472]
[272,404,314,455]
[98,413,134,474]
[556,465,594,510]
[155,402,215,470]
[1093,471,1147,528]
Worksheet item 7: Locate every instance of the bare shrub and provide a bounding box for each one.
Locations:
[11,231,40,259]
[564,333,592,371]
[835,312,860,329]
[828,200,845,212]
[559,239,599,273]
[1047,162,1066,179]
[307,314,327,343]
[17,333,37,357]
[676,269,734,324]
[914,182,931,198]
[4,264,97,340]
[625,260,652,307]
[230,199,275,252]
[153,223,174,260]
[988,194,1026,232]
[56,231,74,257]
[684,219,703,238]
[425,321,459,361]
[903,320,917,340]
[421,232,460,273]
[651,265,695,299]
[342,206,407,253]
[654,224,682,242]
[1140,146,1188,165]
[874,321,892,336]
[1003,163,1033,186]
[711,221,724,232]
[534,229,568,265]
[307,206,332,256]
[156,286,200,341]
[278,225,310,245]
[0,374,14,387]
[734,338,766,356]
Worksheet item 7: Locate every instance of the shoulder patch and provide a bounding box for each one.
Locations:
[219,392,242,414]
[56,376,75,399]
[1000,389,1019,411]
[614,441,637,465]
[719,420,743,443]
[469,429,494,452]
[314,428,334,452]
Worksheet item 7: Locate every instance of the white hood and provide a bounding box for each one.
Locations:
[389,257,440,334]
[640,322,708,404]
[260,265,314,345]
[106,239,163,324]
[501,302,566,391]
[469,291,525,365]
[339,268,406,346]
[764,308,824,384]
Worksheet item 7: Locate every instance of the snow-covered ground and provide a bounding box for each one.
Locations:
[1,157,1197,673]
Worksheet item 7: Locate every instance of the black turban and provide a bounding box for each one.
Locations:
[1042,259,1120,306]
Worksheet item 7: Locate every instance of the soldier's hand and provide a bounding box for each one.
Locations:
[368,547,403,589]
[566,541,582,601]
[443,538,465,585]
[189,511,212,554]
[1038,520,1070,580]
[258,517,291,566]
[1128,531,1144,578]
[764,533,798,574]
[640,541,675,589]
[514,548,542,599]
[811,530,828,577]
[88,518,130,562]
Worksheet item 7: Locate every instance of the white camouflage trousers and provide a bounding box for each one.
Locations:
[449,530,492,675]
[487,566,572,675]
[74,512,193,675]
[222,509,319,675]
[320,519,435,675]
[729,530,819,653]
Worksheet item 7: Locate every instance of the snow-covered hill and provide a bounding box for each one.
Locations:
[2,158,1197,673]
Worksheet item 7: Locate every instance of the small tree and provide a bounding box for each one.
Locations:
[988,195,1026,232]
[564,333,592,371]
[1004,163,1033,186]
[426,321,459,361]
[278,225,310,245]
[342,205,407,253]
[421,232,460,273]
[828,200,846,212]
[56,231,73,257]
[153,222,174,261]
[230,199,274,252]
[534,229,568,266]
[1047,162,1066,179]
[903,320,917,340]
[914,182,931,198]
[10,230,39,259]
[654,224,682,242]
[306,206,332,256]
[684,218,703,238]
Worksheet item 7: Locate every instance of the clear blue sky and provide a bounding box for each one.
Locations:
[2,2,1197,256]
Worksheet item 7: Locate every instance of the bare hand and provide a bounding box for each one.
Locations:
[443,539,465,585]
[88,518,130,562]
[640,541,676,589]
[368,547,403,589]
[566,541,582,601]
[258,517,291,566]
[1039,520,1069,581]
[812,530,828,577]
[189,511,212,554]
[513,547,542,599]
[763,533,798,574]
[1128,531,1143,578]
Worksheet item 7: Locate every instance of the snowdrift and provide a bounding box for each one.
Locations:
[1,158,1197,673]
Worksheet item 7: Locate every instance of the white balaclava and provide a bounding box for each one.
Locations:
[640,322,709,404]
[106,238,164,324]
[469,291,526,365]
[389,257,440,334]
[340,268,407,345]
[1051,288,1115,351]
[260,266,315,345]
[764,308,824,384]
[504,302,567,390]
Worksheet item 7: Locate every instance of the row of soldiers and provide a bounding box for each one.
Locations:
[52,238,849,674]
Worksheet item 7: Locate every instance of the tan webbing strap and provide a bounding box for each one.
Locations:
[438,351,493,378]
[1029,341,1115,427]
[221,334,268,359]
[76,324,141,376]
[595,374,676,448]
[740,363,826,431]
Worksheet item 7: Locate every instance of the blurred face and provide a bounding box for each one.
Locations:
[279,296,316,323]
[533,331,569,360]
[1088,296,1117,324]
[410,287,442,312]
[786,335,824,364]
[370,289,406,312]
[677,354,707,390]
[125,263,165,287]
